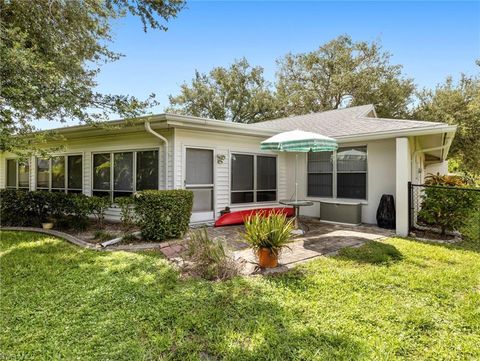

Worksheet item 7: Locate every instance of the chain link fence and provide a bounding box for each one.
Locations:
[409,182,480,241]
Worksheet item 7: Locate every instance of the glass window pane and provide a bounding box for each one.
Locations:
[308,152,333,173]
[51,156,65,189]
[93,190,110,198]
[308,174,333,197]
[257,156,276,190]
[18,162,29,188]
[136,150,159,190]
[93,153,111,190]
[337,173,366,199]
[114,152,133,191]
[68,155,82,189]
[257,191,276,202]
[337,147,367,172]
[231,192,254,204]
[186,148,213,185]
[6,160,16,187]
[231,154,254,191]
[36,158,50,188]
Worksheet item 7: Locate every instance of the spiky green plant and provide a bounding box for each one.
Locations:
[243,211,294,256]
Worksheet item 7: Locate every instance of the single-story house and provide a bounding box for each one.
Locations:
[0,104,456,236]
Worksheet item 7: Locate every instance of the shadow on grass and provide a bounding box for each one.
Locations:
[337,240,403,265]
[0,231,367,360]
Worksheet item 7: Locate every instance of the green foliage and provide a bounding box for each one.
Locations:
[413,70,480,175]
[134,190,193,241]
[85,196,111,228]
[122,233,139,243]
[1,0,185,154]
[0,189,90,227]
[338,241,403,264]
[418,175,479,235]
[2,232,480,359]
[184,228,239,280]
[275,35,414,118]
[243,212,294,256]
[116,196,137,230]
[167,58,278,123]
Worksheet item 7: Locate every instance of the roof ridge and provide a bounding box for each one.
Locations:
[362,116,445,125]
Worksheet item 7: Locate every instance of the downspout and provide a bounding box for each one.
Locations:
[145,121,169,190]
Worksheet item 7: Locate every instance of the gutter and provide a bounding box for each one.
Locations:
[144,121,169,190]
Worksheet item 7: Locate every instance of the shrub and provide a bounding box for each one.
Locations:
[86,196,111,227]
[134,190,193,241]
[243,211,294,256]
[183,228,239,280]
[116,196,137,230]
[0,190,91,228]
[418,174,479,235]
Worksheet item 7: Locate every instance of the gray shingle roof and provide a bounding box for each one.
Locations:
[250,105,447,137]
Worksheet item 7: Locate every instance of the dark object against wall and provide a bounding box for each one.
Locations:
[377,194,396,229]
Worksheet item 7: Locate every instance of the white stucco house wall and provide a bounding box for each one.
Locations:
[0,105,456,236]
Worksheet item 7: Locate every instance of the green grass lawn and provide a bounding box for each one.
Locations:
[1,231,479,361]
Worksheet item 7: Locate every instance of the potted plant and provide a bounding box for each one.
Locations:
[41,217,55,230]
[243,211,294,268]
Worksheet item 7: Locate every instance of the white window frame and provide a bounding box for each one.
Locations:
[91,148,160,201]
[306,145,368,201]
[35,154,83,193]
[230,152,278,205]
[5,158,30,190]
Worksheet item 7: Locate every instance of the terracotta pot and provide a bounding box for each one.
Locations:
[257,248,278,268]
[42,222,54,230]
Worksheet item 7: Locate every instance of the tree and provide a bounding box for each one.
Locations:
[167,58,278,123]
[0,0,185,155]
[413,69,480,176]
[275,35,415,118]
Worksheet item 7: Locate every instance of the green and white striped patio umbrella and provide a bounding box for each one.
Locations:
[260,130,338,152]
[261,130,338,203]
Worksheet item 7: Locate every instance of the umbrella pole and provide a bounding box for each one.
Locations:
[295,153,298,203]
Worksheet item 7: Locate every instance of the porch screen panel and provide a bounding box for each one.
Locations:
[18,162,29,188]
[93,153,111,195]
[256,156,277,202]
[336,147,367,199]
[114,152,133,198]
[51,156,65,189]
[136,150,159,190]
[6,160,16,188]
[67,155,83,192]
[231,154,254,204]
[186,149,213,185]
[36,158,50,189]
[307,152,333,197]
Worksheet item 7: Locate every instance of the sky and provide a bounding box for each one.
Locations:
[36,0,480,129]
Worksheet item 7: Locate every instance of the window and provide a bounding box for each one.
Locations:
[231,153,277,204]
[307,152,333,197]
[6,159,30,189]
[336,147,367,199]
[36,155,83,193]
[93,150,159,200]
[307,146,367,200]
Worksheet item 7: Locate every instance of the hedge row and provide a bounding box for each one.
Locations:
[1,189,194,241]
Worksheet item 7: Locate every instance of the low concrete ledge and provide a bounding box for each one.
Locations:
[0,227,102,250]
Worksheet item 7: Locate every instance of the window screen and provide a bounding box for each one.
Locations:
[307,152,333,197]
[186,149,213,185]
[336,147,367,199]
[114,152,133,191]
[37,158,50,189]
[6,160,16,188]
[93,153,111,190]
[136,150,159,190]
[18,162,29,188]
[51,156,65,189]
[68,155,83,190]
